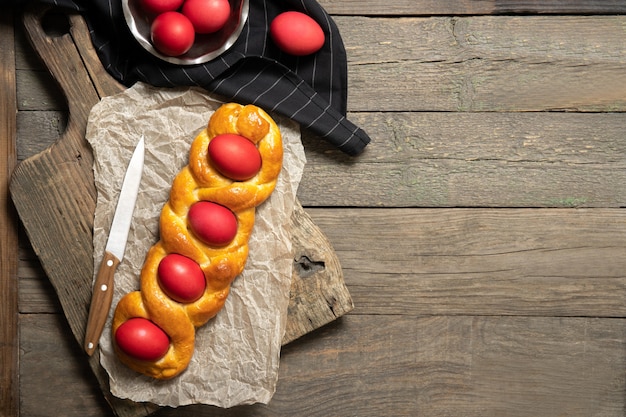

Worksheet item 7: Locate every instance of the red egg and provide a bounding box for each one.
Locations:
[115,318,170,362]
[208,133,262,181]
[158,254,206,303]
[150,11,195,56]
[139,0,184,15]
[182,0,231,34]
[270,11,325,56]
[188,201,238,246]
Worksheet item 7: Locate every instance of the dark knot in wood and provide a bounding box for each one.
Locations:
[294,255,325,278]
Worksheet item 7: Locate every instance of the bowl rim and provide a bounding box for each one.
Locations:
[122,0,250,66]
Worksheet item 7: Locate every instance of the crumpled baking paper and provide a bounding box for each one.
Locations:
[84,82,306,408]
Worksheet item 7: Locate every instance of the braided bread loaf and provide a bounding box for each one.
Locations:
[111,103,283,379]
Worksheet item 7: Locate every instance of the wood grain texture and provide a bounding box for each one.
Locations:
[271,315,626,417]
[19,313,111,417]
[20,313,626,417]
[16,110,626,208]
[20,208,626,319]
[284,203,353,343]
[16,16,626,114]
[336,16,626,112]
[319,0,626,15]
[11,2,626,417]
[11,6,102,345]
[0,8,19,417]
[18,237,60,314]
[298,111,626,207]
[16,69,66,111]
[309,208,626,317]
[10,9,143,416]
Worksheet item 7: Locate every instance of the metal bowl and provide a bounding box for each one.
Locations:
[122,0,249,66]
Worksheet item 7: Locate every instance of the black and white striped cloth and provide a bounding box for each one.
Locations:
[17,0,371,155]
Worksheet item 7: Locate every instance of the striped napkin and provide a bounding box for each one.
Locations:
[20,0,371,155]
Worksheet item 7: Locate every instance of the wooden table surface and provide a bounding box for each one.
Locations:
[3,1,626,416]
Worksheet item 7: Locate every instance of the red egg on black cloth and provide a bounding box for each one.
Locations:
[270,11,325,56]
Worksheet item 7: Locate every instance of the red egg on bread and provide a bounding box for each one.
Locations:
[158,254,206,303]
[188,201,238,246]
[115,318,170,362]
[208,133,262,181]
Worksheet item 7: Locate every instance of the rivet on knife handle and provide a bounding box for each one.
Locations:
[84,251,120,356]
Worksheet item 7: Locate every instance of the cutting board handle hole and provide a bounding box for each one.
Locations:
[41,10,71,38]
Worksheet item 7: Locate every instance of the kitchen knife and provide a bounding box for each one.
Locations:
[84,136,145,356]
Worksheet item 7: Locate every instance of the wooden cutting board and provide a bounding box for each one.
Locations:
[10,5,352,417]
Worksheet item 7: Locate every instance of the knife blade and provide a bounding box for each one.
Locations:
[84,136,145,356]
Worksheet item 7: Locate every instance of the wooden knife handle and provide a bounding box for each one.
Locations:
[84,251,120,356]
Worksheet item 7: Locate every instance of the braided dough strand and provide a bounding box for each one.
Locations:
[112,103,283,379]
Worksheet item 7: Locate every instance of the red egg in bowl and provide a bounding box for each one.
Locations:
[122,0,249,65]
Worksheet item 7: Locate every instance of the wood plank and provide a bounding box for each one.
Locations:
[0,8,19,417]
[18,231,60,314]
[271,315,626,417]
[306,208,626,317]
[16,69,67,111]
[319,0,626,15]
[15,16,626,113]
[20,313,626,416]
[14,19,46,71]
[15,110,66,160]
[20,208,626,318]
[337,15,626,112]
[14,112,626,318]
[19,313,113,417]
[298,112,626,208]
[16,111,626,208]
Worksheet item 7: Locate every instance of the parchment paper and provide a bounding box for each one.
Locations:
[85,82,306,407]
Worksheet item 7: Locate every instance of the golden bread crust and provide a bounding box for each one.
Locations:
[111,103,283,379]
